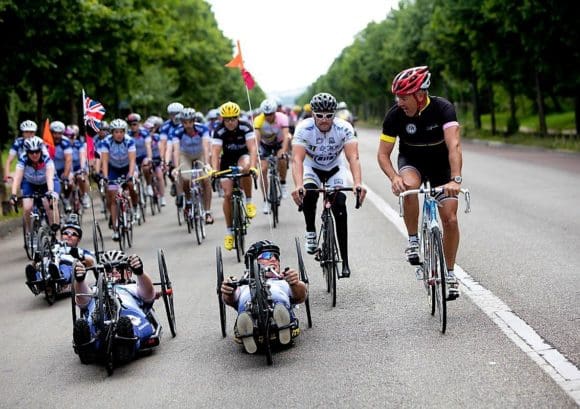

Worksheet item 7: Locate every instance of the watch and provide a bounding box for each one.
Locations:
[452,175,462,184]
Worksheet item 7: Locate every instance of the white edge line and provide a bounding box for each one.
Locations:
[363,183,580,404]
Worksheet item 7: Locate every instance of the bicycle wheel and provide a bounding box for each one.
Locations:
[269,175,279,228]
[216,247,227,338]
[176,200,183,226]
[431,227,447,334]
[295,237,312,328]
[420,223,432,297]
[150,190,157,216]
[138,182,146,225]
[23,219,34,260]
[186,204,193,234]
[193,196,202,246]
[92,221,104,263]
[38,233,56,305]
[326,214,338,308]
[124,207,133,248]
[158,249,176,338]
[233,198,244,263]
[251,261,272,365]
[116,200,124,251]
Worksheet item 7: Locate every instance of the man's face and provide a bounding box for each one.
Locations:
[106,265,131,283]
[313,112,335,133]
[129,122,140,132]
[223,117,239,131]
[396,93,422,117]
[257,251,280,275]
[51,131,63,143]
[182,119,195,130]
[265,112,276,123]
[22,131,35,139]
[61,229,80,247]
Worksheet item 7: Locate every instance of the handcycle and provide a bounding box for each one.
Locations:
[178,162,208,245]
[299,185,361,307]
[398,181,471,334]
[213,166,257,262]
[215,246,309,365]
[71,248,176,375]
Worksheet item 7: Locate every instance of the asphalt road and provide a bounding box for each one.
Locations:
[0,127,578,408]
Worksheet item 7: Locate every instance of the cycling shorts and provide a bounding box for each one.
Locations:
[398,152,456,201]
[179,152,205,181]
[220,153,250,172]
[259,142,282,158]
[21,179,61,197]
[303,164,348,189]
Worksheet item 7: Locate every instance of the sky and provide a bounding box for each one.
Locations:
[207,0,399,99]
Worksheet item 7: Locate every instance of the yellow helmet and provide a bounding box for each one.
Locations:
[219,101,241,118]
[292,105,302,113]
[303,103,312,113]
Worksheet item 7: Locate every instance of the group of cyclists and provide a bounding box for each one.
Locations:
[4,65,465,362]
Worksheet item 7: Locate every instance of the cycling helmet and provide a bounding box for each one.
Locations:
[310,93,337,112]
[167,102,184,115]
[219,101,241,118]
[246,240,280,260]
[180,107,197,121]
[260,99,278,115]
[20,120,38,132]
[50,121,66,133]
[110,118,128,131]
[101,250,127,266]
[337,101,348,110]
[98,121,110,131]
[64,126,75,137]
[194,112,205,123]
[206,109,219,120]
[24,136,44,152]
[303,103,312,113]
[61,214,82,239]
[127,113,141,123]
[391,66,431,95]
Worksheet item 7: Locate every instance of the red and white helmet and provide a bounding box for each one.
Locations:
[391,66,431,96]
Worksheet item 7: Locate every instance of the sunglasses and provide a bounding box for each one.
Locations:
[62,230,80,237]
[313,112,335,120]
[28,150,41,155]
[258,251,278,261]
[223,117,238,122]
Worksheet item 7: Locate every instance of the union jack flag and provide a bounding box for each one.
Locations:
[83,93,106,132]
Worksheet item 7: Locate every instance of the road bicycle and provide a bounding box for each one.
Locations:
[111,177,134,251]
[299,185,361,307]
[16,192,59,261]
[398,181,471,333]
[214,166,257,262]
[264,154,283,228]
[179,164,207,245]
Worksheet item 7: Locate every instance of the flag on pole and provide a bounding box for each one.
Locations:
[82,89,106,132]
[42,118,55,158]
[225,41,256,90]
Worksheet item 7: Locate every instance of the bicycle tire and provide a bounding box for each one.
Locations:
[193,194,203,245]
[125,207,133,248]
[186,204,193,234]
[150,191,156,216]
[269,175,279,228]
[233,197,244,263]
[23,219,33,260]
[251,260,272,365]
[38,233,56,305]
[92,221,104,263]
[295,237,312,328]
[158,249,176,337]
[176,200,183,226]
[431,227,447,334]
[137,181,146,225]
[328,219,339,308]
[116,200,124,251]
[216,247,227,338]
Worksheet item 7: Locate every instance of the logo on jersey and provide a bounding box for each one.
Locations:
[406,124,417,134]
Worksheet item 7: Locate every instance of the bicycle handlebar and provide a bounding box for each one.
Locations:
[297,186,362,212]
[213,166,258,189]
[398,187,471,217]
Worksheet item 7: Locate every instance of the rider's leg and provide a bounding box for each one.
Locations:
[400,167,422,237]
[260,158,268,200]
[22,198,33,234]
[439,199,460,271]
[202,177,212,211]
[155,165,165,197]
[107,188,117,231]
[238,155,252,200]
[221,179,234,229]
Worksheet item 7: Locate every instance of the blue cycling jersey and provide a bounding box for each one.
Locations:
[16,152,55,185]
[10,137,50,158]
[150,132,162,159]
[98,134,136,169]
[127,127,150,159]
[70,139,86,171]
[159,119,182,142]
[170,123,210,156]
[52,138,73,173]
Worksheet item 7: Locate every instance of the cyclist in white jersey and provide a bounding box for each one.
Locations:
[291,93,366,278]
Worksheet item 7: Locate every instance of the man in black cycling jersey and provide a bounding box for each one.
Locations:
[377,66,463,300]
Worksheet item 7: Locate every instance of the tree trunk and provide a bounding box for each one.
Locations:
[470,72,481,129]
[506,86,519,135]
[489,84,496,135]
[534,70,547,136]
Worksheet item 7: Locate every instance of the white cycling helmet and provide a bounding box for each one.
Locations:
[110,118,128,131]
[337,101,348,110]
[167,102,184,115]
[20,120,38,132]
[260,99,278,115]
[180,107,197,121]
[50,121,66,133]
[24,136,44,152]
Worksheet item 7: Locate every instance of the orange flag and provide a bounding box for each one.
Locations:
[225,40,255,90]
[42,118,55,158]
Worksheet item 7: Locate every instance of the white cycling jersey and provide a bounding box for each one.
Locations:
[292,117,356,171]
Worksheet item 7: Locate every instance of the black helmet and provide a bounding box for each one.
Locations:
[245,240,280,266]
[310,92,337,112]
[61,214,83,239]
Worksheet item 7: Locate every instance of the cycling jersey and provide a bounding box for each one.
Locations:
[292,117,356,171]
[98,134,136,169]
[380,96,458,155]
[159,119,181,142]
[70,139,86,172]
[16,152,56,185]
[150,132,162,160]
[170,123,210,157]
[212,120,255,160]
[52,138,73,174]
[253,112,288,146]
[127,127,150,161]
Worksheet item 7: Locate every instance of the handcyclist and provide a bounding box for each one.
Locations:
[170,107,214,224]
[377,66,463,299]
[211,101,258,251]
[98,119,138,241]
[291,92,366,279]
[72,250,157,364]
[220,240,307,354]
[253,98,291,214]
